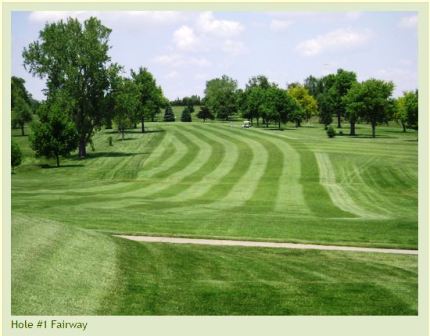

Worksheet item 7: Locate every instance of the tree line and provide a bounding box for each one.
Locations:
[11,16,418,169]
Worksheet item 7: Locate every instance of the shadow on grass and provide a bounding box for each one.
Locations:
[39,164,84,169]
[105,129,165,134]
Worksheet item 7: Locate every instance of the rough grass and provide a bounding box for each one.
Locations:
[11,120,418,315]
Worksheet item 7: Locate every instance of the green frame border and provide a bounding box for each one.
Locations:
[1,2,429,336]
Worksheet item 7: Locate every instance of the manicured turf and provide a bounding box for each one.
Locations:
[11,120,418,315]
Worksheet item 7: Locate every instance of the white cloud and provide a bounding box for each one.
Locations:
[270,19,294,32]
[173,25,199,50]
[374,67,417,96]
[197,12,244,37]
[398,15,418,29]
[165,71,179,79]
[154,53,211,67]
[222,40,247,56]
[296,28,372,56]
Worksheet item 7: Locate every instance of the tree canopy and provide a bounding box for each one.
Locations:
[23,17,113,158]
[204,75,238,120]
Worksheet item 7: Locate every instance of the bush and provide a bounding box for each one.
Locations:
[11,140,22,172]
[163,106,175,122]
[326,126,336,138]
[338,130,344,136]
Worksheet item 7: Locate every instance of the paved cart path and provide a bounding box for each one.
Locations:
[114,235,418,255]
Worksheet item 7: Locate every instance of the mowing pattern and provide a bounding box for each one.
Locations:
[12,123,418,248]
[11,122,418,315]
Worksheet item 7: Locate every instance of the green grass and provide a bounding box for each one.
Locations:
[11,120,418,315]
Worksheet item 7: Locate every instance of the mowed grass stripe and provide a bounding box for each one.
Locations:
[155,125,231,201]
[315,153,385,219]
[253,128,353,218]
[137,125,218,199]
[188,124,268,211]
[237,127,310,215]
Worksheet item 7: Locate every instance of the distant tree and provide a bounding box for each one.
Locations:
[331,69,357,128]
[240,75,272,126]
[163,105,176,122]
[303,75,320,97]
[396,90,418,130]
[204,75,238,120]
[343,79,394,138]
[317,91,334,129]
[288,84,318,123]
[196,105,214,122]
[112,77,140,140]
[131,67,166,132]
[326,125,336,138]
[181,106,192,122]
[29,93,79,167]
[11,140,22,172]
[23,17,113,158]
[263,86,298,129]
[11,76,32,110]
[12,96,33,136]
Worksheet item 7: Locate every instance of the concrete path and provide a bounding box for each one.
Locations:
[114,235,418,255]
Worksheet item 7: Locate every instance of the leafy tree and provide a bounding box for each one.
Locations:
[29,93,79,167]
[181,106,192,122]
[395,90,418,131]
[240,76,272,126]
[288,84,318,123]
[23,17,113,158]
[112,77,140,140]
[131,67,166,132]
[331,69,357,128]
[11,76,33,110]
[326,125,336,138]
[303,75,320,97]
[196,105,214,122]
[317,91,333,129]
[204,75,238,120]
[263,86,298,129]
[12,96,33,136]
[11,140,22,172]
[343,79,394,138]
[163,105,175,122]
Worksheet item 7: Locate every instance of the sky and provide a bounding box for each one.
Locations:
[12,11,418,100]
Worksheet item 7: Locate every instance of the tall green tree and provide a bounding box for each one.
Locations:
[12,96,33,136]
[331,69,357,128]
[112,77,140,140]
[204,75,238,120]
[395,90,418,131]
[263,86,299,129]
[23,17,112,158]
[29,93,79,167]
[11,76,33,110]
[343,79,394,138]
[131,67,165,132]
[11,140,22,172]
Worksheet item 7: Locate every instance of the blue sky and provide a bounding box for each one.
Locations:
[12,11,418,100]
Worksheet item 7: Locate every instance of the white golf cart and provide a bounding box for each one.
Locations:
[242,120,251,128]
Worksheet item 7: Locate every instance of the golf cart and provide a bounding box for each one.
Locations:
[242,120,251,128]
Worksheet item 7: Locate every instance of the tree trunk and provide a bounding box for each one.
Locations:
[122,130,125,140]
[78,138,87,158]
[337,113,342,128]
[141,116,145,133]
[278,119,281,130]
[371,122,376,138]
[350,122,356,136]
[401,122,406,132]
[256,118,259,127]
[134,123,137,129]
[56,155,60,167]
[21,124,25,136]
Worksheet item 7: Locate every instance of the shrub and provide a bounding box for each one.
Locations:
[181,106,192,122]
[163,105,175,122]
[326,126,336,138]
